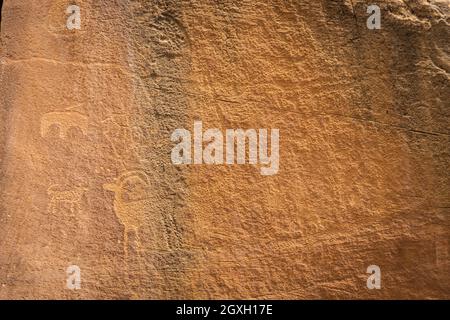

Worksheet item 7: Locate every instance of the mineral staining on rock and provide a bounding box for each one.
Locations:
[0,0,448,299]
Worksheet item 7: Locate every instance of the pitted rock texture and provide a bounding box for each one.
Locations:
[0,0,449,299]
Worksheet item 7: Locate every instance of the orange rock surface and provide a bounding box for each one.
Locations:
[0,0,448,299]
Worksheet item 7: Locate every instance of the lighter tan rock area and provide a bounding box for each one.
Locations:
[0,0,448,299]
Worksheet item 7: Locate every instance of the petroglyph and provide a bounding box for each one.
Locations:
[40,111,88,139]
[103,170,167,259]
[2,0,449,300]
[47,185,86,215]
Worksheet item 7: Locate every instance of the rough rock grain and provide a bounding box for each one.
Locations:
[0,0,449,299]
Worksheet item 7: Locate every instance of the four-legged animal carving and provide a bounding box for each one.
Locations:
[40,111,88,139]
[47,185,87,215]
[103,171,166,259]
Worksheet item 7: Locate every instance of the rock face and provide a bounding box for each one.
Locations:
[0,0,448,299]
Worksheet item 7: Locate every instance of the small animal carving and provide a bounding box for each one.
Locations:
[103,171,167,258]
[40,111,88,138]
[47,185,87,215]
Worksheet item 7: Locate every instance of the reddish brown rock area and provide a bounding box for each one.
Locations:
[0,0,448,299]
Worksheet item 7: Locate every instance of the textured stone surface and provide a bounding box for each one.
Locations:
[0,0,448,299]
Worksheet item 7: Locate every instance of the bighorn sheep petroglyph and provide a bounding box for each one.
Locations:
[103,170,167,258]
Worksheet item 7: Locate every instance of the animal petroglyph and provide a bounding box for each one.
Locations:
[103,171,167,259]
[40,111,88,139]
[47,185,87,215]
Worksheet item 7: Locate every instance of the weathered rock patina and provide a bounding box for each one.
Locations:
[0,0,448,299]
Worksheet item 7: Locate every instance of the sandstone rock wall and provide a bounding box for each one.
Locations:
[0,0,448,299]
